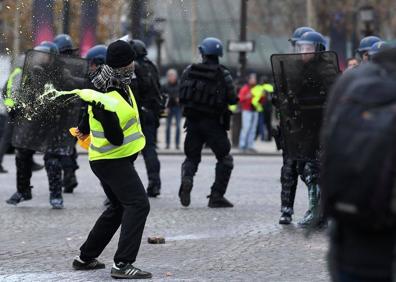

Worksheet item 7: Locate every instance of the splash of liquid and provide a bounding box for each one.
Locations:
[40,83,119,112]
[40,83,77,101]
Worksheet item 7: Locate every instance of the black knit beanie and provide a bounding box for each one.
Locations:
[106,40,136,68]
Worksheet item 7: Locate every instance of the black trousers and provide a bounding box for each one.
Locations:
[280,151,320,212]
[60,148,79,171]
[182,117,233,195]
[141,110,161,187]
[263,104,272,141]
[80,155,150,264]
[15,148,35,193]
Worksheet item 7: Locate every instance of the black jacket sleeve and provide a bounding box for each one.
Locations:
[78,108,90,135]
[92,107,124,146]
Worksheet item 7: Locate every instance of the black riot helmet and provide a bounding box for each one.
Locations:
[129,39,148,58]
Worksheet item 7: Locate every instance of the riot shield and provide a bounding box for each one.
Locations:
[12,49,88,153]
[271,51,339,160]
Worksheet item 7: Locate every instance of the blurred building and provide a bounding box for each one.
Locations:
[0,0,395,74]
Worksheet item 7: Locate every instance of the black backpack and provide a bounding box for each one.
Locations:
[321,64,396,229]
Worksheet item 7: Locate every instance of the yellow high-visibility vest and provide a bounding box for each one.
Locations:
[251,83,274,112]
[87,86,145,161]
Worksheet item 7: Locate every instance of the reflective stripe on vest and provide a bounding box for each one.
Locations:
[91,117,137,138]
[90,132,144,153]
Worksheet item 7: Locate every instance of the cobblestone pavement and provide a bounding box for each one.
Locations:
[0,154,329,282]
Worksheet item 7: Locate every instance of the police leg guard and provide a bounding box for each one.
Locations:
[179,160,197,207]
[6,149,34,205]
[279,208,293,225]
[279,158,298,223]
[208,155,234,208]
[45,155,64,209]
[63,168,78,193]
[61,154,79,193]
[298,184,320,228]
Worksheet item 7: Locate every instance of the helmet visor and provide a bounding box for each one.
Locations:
[295,41,316,53]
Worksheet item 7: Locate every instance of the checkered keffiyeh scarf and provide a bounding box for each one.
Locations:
[90,64,124,92]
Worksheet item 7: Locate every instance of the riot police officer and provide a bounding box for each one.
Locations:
[51,34,81,194]
[178,37,237,208]
[128,39,162,198]
[6,43,60,205]
[274,30,339,226]
[277,26,315,225]
[0,55,45,174]
[356,35,381,62]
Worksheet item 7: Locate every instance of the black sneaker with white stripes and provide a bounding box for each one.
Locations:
[72,256,105,270]
[111,262,152,279]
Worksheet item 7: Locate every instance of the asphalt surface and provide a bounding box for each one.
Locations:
[0,154,329,282]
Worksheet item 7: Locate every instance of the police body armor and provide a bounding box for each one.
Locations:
[179,63,228,115]
[12,49,88,153]
[271,51,340,160]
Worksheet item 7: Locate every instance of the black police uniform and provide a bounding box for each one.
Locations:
[325,49,396,282]
[130,56,162,197]
[49,37,81,195]
[178,56,237,208]
[43,56,85,203]
[279,54,338,225]
[5,65,49,205]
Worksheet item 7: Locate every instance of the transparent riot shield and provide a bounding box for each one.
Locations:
[12,49,88,153]
[271,51,340,160]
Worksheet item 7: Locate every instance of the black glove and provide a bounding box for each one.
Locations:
[90,101,105,110]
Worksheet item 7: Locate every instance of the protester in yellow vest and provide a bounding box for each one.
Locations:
[72,40,152,280]
[251,84,266,112]
[251,83,274,112]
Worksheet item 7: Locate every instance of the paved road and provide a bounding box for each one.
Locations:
[0,155,329,282]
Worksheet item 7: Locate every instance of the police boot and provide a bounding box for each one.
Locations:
[63,169,78,193]
[147,181,161,198]
[7,155,34,205]
[179,177,192,207]
[208,191,234,208]
[298,184,320,228]
[279,207,293,225]
[208,155,234,208]
[179,161,196,207]
[6,187,33,205]
[50,193,64,209]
